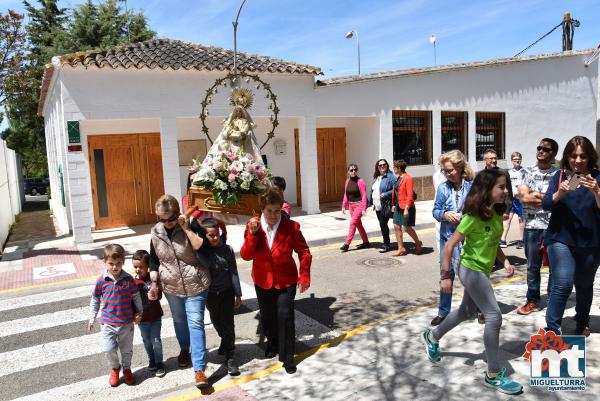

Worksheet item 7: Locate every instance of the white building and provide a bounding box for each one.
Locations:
[38,39,599,243]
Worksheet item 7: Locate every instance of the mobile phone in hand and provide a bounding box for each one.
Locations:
[569,173,581,191]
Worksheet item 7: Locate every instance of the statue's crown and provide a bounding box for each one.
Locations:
[230,88,254,109]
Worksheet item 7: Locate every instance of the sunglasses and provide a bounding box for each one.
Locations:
[378,164,387,168]
[348,168,357,172]
[158,215,178,223]
[443,168,455,174]
[537,146,553,153]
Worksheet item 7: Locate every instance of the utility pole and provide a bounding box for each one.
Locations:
[563,12,574,51]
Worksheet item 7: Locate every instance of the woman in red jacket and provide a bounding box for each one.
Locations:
[340,163,370,252]
[240,187,312,374]
[391,159,423,256]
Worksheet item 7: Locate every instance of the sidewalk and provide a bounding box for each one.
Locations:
[183,272,598,401]
[0,201,436,291]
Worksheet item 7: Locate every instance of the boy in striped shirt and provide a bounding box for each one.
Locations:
[88,244,143,387]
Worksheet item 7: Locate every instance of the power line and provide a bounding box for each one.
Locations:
[514,21,563,57]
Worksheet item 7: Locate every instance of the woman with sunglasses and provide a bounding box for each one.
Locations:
[390,159,423,256]
[542,136,600,337]
[340,164,370,252]
[369,159,396,253]
[148,194,212,388]
[430,150,475,326]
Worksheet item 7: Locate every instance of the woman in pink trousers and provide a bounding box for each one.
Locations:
[340,163,370,252]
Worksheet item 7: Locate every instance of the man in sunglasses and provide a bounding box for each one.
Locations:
[516,138,559,316]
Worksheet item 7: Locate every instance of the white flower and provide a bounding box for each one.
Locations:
[197,166,215,182]
[241,171,253,182]
[230,181,238,189]
[240,180,251,190]
[213,179,228,191]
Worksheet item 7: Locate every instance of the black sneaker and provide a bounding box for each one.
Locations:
[499,240,507,248]
[226,358,240,376]
[430,315,446,326]
[516,240,524,249]
[155,363,166,377]
[340,244,349,252]
[379,244,391,253]
[177,349,191,368]
[356,242,371,250]
[284,363,297,374]
[147,361,158,371]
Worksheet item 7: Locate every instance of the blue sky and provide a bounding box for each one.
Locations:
[2,0,600,78]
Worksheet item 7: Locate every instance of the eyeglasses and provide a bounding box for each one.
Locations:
[537,146,553,153]
[348,168,357,172]
[158,215,178,223]
[443,168,456,174]
[378,164,387,168]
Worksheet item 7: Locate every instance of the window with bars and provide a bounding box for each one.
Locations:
[441,111,467,155]
[392,110,431,165]
[475,112,505,160]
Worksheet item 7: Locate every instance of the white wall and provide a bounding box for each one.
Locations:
[0,139,22,248]
[315,53,599,174]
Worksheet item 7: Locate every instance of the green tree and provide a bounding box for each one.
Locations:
[0,10,26,125]
[2,0,155,177]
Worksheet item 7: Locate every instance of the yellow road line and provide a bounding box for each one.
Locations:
[0,275,98,295]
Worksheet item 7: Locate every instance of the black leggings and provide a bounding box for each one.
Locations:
[376,210,391,246]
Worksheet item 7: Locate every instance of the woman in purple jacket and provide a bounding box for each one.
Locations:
[340,163,370,252]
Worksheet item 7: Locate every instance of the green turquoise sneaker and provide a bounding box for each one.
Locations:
[484,368,523,394]
[422,329,441,363]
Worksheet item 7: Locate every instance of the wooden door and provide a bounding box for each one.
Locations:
[139,134,165,223]
[88,133,164,229]
[316,128,347,203]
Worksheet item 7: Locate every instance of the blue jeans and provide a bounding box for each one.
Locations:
[523,229,544,305]
[438,237,457,317]
[138,319,163,364]
[165,290,208,371]
[545,242,600,333]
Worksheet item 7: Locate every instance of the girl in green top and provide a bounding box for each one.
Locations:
[423,169,523,395]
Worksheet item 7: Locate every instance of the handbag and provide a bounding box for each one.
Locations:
[380,200,393,220]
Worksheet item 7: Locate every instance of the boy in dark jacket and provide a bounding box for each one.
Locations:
[197,218,243,376]
[133,249,166,377]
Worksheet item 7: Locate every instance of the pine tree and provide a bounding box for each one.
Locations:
[0,10,26,125]
[2,0,155,177]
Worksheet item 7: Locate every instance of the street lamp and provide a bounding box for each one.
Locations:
[429,34,437,66]
[345,30,361,76]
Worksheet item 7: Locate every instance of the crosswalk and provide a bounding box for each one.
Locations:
[0,279,341,401]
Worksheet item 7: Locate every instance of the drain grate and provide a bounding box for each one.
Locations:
[357,257,405,268]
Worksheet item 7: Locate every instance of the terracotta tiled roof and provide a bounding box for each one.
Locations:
[38,38,321,115]
[317,49,596,86]
[59,38,321,74]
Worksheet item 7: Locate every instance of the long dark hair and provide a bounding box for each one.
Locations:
[373,158,390,179]
[463,169,507,220]
[560,136,598,172]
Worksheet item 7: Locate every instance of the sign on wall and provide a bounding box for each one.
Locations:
[178,139,207,166]
[67,121,81,144]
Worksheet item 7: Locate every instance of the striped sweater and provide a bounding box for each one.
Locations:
[89,271,143,326]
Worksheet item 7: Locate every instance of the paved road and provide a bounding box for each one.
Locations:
[0,229,597,401]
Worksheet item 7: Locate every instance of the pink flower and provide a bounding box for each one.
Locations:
[245,164,256,173]
[212,161,223,170]
[257,170,266,180]
[225,150,238,161]
[228,173,237,182]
